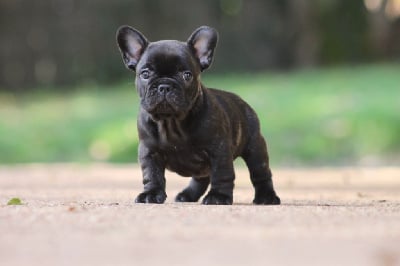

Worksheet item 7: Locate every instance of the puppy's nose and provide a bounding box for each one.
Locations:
[158,84,171,94]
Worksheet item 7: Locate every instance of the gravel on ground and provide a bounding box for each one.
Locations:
[0,164,399,266]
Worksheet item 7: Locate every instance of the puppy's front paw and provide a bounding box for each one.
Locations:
[135,190,167,204]
[175,190,197,202]
[253,193,280,205]
[202,191,232,205]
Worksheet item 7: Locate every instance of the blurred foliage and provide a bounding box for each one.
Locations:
[1,0,400,90]
[0,64,399,165]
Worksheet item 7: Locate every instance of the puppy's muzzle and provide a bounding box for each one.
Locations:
[146,83,178,116]
[157,84,172,96]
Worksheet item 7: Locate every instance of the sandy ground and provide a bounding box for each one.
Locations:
[0,164,399,266]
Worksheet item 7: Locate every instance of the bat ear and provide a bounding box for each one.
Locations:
[187,26,218,71]
[116,26,149,71]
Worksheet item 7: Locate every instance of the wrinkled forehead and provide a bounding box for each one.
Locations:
[138,40,198,74]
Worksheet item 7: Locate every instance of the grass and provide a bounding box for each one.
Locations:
[1,63,399,165]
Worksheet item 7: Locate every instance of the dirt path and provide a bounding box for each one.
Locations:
[0,164,399,266]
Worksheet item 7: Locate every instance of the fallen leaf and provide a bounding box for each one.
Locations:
[7,198,23,205]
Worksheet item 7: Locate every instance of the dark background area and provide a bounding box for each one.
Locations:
[1,0,400,165]
[1,0,400,90]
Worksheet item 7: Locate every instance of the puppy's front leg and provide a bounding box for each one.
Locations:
[202,142,235,205]
[135,144,167,204]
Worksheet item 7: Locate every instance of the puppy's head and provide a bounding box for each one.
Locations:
[117,26,218,120]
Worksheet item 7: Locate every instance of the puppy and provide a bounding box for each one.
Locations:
[116,25,280,205]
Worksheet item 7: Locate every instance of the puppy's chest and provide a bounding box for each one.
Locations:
[155,119,210,177]
[156,119,188,146]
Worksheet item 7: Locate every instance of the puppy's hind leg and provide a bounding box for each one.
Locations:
[242,135,280,205]
[175,177,210,202]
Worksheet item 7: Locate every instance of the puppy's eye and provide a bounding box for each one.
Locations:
[140,70,150,80]
[183,71,192,81]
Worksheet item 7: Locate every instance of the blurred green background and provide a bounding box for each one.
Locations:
[1,0,400,166]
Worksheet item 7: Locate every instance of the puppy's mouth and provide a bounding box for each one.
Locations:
[141,79,194,120]
[149,100,178,120]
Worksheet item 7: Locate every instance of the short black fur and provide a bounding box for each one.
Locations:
[116,26,280,205]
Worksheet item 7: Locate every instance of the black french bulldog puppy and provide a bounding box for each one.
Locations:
[116,25,280,205]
